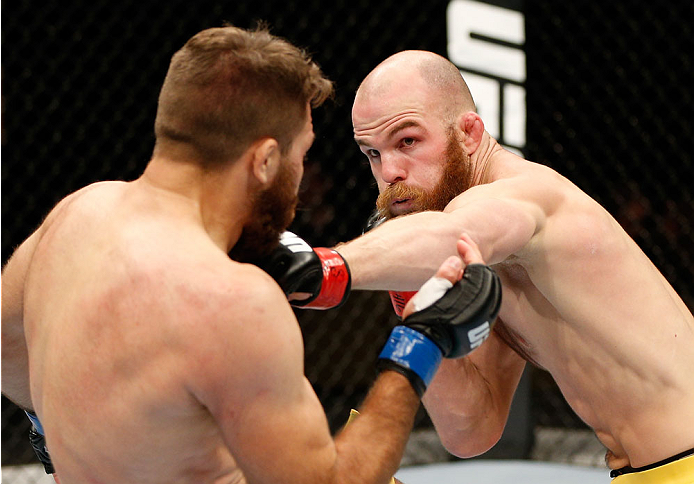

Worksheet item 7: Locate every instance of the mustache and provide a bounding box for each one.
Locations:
[370,129,473,227]
[375,182,427,218]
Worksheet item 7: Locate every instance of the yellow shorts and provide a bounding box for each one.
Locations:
[611,453,694,483]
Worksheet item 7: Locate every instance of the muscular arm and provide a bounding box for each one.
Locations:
[2,191,77,409]
[419,236,527,457]
[423,328,526,457]
[337,182,542,291]
[2,230,42,410]
[189,266,421,484]
[392,232,528,457]
[332,372,419,483]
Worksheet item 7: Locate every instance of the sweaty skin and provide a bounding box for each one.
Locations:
[338,50,694,470]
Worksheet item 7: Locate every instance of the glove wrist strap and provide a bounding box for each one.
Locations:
[24,410,44,435]
[377,326,442,397]
[389,290,418,318]
[303,248,351,309]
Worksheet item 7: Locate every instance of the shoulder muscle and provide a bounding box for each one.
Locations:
[183,263,304,413]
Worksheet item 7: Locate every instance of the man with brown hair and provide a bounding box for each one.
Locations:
[268,50,694,482]
[2,28,501,483]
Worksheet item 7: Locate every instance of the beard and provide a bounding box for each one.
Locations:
[228,160,298,263]
[372,130,474,226]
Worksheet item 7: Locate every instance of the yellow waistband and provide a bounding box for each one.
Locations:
[612,454,694,483]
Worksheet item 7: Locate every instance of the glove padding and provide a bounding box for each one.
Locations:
[256,232,351,309]
[378,264,502,396]
[405,264,501,358]
[25,411,55,474]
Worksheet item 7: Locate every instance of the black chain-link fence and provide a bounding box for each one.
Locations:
[2,0,692,478]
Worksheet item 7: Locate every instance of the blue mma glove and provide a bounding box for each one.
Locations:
[377,264,502,396]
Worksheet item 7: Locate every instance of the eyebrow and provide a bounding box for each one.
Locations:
[354,120,423,146]
[386,120,422,139]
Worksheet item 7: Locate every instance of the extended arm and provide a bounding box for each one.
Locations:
[337,183,542,291]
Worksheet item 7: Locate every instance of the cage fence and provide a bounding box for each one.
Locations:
[2,0,692,481]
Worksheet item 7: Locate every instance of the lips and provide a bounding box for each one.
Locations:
[391,198,414,215]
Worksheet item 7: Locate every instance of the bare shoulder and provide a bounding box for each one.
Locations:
[448,152,583,216]
[49,180,126,209]
[3,181,127,297]
[171,257,297,346]
[38,181,128,232]
[175,257,305,403]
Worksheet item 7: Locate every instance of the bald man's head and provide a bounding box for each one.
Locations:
[355,50,476,124]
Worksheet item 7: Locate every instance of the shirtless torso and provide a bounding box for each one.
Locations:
[4,28,448,484]
[478,153,694,468]
[6,169,428,484]
[22,181,255,483]
[343,139,694,470]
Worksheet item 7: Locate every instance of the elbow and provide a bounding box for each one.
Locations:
[436,424,505,459]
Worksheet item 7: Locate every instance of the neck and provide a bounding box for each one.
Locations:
[470,131,502,186]
[139,156,249,252]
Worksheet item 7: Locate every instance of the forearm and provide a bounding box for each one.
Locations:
[422,360,502,456]
[422,342,525,457]
[337,211,462,291]
[333,371,420,484]
[336,199,536,292]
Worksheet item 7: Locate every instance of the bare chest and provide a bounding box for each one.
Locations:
[492,262,564,370]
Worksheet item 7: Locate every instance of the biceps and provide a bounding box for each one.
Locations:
[223,378,336,484]
[487,202,538,264]
[448,198,540,265]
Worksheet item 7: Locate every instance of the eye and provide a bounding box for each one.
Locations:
[367,149,380,158]
[401,137,416,147]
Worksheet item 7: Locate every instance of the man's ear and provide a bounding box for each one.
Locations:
[457,112,485,154]
[249,138,280,186]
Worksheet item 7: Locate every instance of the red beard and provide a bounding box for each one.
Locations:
[374,131,474,222]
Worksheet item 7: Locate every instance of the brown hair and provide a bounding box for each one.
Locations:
[153,24,333,169]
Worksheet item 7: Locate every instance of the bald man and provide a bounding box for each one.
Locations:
[322,51,694,481]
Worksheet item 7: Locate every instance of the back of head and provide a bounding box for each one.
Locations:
[154,25,334,169]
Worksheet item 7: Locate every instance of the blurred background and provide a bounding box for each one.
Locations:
[2,0,693,481]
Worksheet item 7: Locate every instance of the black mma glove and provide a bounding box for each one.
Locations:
[256,231,351,309]
[25,410,55,474]
[377,264,502,396]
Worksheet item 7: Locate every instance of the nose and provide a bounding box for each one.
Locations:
[380,153,407,185]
